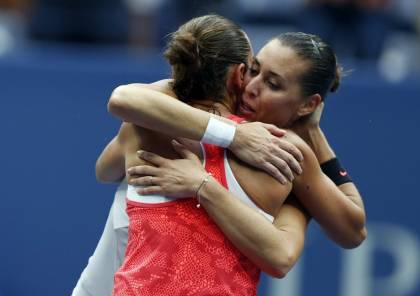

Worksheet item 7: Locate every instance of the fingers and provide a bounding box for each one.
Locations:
[268,155,295,182]
[137,186,163,196]
[137,150,167,166]
[262,123,286,137]
[261,162,288,185]
[274,138,304,163]
[128,176,163,186]
[272,146,303,176]
[171,140,199,161]
[127,165,160,176]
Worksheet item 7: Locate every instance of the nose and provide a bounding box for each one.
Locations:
[245,75,260,99]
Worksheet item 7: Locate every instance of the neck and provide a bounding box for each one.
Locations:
[191,98,234,118]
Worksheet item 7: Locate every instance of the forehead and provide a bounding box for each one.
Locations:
[256,39,308,81]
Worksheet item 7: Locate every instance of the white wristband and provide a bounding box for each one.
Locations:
[201,117,236,148]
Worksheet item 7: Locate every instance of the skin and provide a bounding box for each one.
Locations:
[239,41,313,128]
[237,39,366,247]
[100,74,309,277]
[99,37,367,279]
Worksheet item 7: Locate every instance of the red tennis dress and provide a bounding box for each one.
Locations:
[112,116,260,296]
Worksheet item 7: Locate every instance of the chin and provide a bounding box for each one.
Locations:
[238,112,255,121]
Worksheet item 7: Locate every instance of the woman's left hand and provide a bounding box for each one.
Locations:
[127,140,208,197]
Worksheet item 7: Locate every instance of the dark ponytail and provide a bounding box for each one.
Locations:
[164,15,250,104]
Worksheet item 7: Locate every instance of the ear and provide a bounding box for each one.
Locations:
[226,63,247,91]
[296,94,322,117]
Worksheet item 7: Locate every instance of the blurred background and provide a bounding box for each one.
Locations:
[1,0,419,295]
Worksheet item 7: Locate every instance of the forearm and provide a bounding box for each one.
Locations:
[300,126,335,163]
[296,127,367,247]
[108,85,224,141]
[297,178,366,248]
[95,136,125,183]
[199,180,302,278]
[96,155,125,183]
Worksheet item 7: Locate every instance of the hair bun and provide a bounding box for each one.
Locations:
[330,63,342,93]
[165,32,201,71]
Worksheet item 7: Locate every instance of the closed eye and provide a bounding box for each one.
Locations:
[248,67,259,76]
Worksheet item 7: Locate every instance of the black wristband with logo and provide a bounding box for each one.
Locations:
[320,157,352,186]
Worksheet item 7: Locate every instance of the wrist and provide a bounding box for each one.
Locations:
[195,175,219,207]
[320,157,352,186]
[306,127,335,163]
[195,172,213,208]
[201,116,237,148]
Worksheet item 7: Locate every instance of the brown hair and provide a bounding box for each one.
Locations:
[274,32,342,99]
[164,15,251,106]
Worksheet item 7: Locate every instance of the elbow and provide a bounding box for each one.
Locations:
[350,226,368,249]
[270,268,288,279]
[95,161,121,184]
[341,226,368,249]
[95,162,110,183]
[108,85,129,117]
[266,249,297,279]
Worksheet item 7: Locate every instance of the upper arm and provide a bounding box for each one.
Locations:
[127,79,175,97]
[290,134,366,247]
[292,140,364,223]
[272,197,310,266]
[95,123,132,183]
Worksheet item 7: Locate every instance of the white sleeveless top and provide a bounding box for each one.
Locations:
[126,147,273,222]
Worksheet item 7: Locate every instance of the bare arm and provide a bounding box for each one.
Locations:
[128,142,308,278]
[289,133,367,249]
[198,180,309,278]
[95,124,127,183]
[291,103,367,248]
[108,81,211,141]
[108,81,303,183]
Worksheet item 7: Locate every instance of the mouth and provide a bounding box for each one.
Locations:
[238,100,256,117]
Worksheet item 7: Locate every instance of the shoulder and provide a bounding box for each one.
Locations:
[117,122,139,143]
[129,79,176,97]
[282,130,319,168]
[227,152,292,216]
[282,130,311,155]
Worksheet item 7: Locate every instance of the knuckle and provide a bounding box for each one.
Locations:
[278,160,288,170]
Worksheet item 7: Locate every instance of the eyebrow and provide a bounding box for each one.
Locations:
[254,57,286,83]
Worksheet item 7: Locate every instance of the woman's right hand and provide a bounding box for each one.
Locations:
[228,121,303,184]
[126,140,209,198]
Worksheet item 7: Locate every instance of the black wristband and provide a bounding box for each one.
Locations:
[320,157,352,186]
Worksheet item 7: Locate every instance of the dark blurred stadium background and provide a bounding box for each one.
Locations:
[1,0,419,295]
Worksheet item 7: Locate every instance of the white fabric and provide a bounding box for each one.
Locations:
[223,150,274,222]
[73,150,273,295]
[201,117,236,148]
[72,181,128,296]
[127,183,176,203]
[125,150,273,221]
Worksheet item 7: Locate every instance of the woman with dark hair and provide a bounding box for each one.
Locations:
[75,15,366,296]
[114,32,366,251]
[100,15,312,296]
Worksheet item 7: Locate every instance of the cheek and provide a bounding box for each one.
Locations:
[259,96,296,126]
[243,72,252,86]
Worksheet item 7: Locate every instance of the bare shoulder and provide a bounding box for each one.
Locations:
[129,79,176,97]
[227,152,292,216]
[282,130,312,155]
[117,122,140,144]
